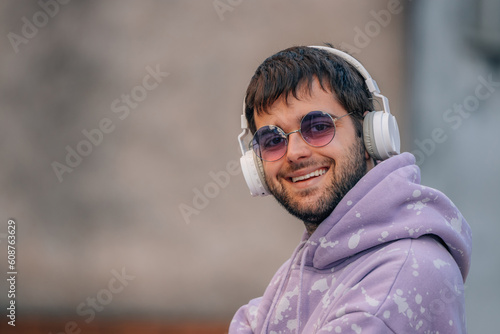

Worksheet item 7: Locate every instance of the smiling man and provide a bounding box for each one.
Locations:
[230,45,472,333]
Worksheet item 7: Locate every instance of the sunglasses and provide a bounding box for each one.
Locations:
[251,111,352,162]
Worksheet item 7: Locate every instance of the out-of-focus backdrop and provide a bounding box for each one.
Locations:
[0,0,498,333]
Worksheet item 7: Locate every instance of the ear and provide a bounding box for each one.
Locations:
[364,148,376,171]
[364,149,371,161]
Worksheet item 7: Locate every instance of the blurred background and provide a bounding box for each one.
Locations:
[0,0,498,333]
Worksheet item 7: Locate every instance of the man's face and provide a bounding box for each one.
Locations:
[254,79,371,224]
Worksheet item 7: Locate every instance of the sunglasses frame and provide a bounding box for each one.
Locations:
[251,111,353,162]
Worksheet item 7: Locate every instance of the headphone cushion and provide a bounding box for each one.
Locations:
[363,111,401,161]
[254,152,266,184]
[363,112,378,160]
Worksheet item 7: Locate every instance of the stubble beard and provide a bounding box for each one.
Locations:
[266,137,367,226]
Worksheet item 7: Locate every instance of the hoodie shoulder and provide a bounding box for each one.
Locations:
[319,236,467,332]
[374,236,467,332]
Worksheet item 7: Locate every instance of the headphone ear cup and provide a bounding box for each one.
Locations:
[363,112,377,160]
[363,111,401,161]
[240,150,270,197]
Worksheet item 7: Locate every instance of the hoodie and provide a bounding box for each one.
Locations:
[229,153,472,334]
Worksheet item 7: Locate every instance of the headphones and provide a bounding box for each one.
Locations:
[237,45,401,197]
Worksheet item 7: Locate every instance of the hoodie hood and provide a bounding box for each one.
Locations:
[304,152,472,281]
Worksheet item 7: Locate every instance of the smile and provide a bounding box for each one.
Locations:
[291,168,327,183]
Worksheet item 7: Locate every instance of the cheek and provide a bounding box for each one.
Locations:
[328,130,359,155]
[315,141,356,166]
[263,161,281,179]
[320,141,346,159]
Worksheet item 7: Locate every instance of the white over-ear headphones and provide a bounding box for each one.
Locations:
[238,46,401,197]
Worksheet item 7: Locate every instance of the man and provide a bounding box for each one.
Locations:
[230,45,472,333]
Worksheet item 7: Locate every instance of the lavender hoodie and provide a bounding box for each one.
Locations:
[229,153,472,334]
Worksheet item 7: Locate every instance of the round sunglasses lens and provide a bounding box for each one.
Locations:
[301,111,335,146]
[252,126,287,161]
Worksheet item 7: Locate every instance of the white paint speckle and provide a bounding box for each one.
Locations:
[407,200,426,212]
[335,326,342,333]
[383,310,391,319]
[273,287,298,324]
[413,190,421,197]
[249,305,258,330]
[321,291,332,309]
[348,229,364,249]
[320,237,339,249]
[351,324,362,334]
[287,319,297,330]
[414,201,425,210]
[450,217,462,233]
[433,259,450,269]
[310,278,329,294]
[333,283,345,298]
[347,200,353,206]
[361,287,380,306]
[336,305,347,318]
[415,294,422,304]
[393,291,409,313]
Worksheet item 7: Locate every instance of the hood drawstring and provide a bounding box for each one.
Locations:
[261,240,307,334]
[296,244,308,333]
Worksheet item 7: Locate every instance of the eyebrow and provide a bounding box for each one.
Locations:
[328,112,343,120]
[295,111,342,124]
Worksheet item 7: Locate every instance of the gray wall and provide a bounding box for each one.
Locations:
[408,1,500,332]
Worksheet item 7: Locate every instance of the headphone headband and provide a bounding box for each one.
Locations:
[309,45,380,94]
[308,45,391,115]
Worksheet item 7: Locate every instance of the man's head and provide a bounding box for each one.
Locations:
[244,46,376,230]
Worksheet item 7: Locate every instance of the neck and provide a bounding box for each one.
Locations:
[304,221,320,236]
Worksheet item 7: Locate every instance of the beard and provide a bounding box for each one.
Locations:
[266,136,367,226]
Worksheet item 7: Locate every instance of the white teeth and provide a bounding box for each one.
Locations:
[292,169,326,183]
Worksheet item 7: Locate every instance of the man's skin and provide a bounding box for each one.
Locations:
[254,78,375,235]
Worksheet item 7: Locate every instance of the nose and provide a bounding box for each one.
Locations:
[286,132,312,163]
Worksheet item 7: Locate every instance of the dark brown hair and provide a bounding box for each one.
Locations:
[244,45,373,137]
